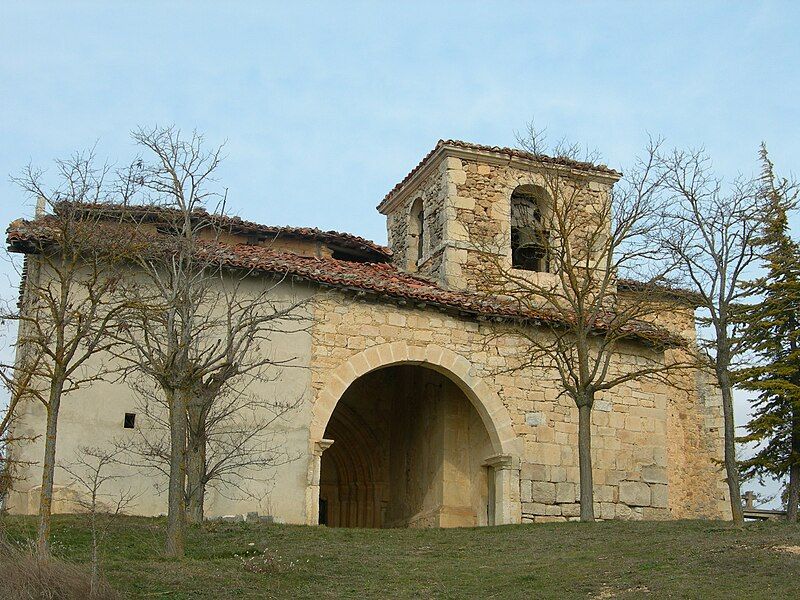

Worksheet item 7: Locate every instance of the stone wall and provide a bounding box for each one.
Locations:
[444,155,616,293]
[386,160,448,276]
[382,149,618,295]
[309,290,729,522]
[619,292,730,519]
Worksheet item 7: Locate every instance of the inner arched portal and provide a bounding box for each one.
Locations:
[319,365,493,528]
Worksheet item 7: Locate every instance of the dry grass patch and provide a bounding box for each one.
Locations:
[0,540,118,600]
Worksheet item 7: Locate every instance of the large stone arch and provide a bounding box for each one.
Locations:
[306,342,522,525]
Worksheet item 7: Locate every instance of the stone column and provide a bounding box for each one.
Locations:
[305,439,334,525]
[484,454,521,525]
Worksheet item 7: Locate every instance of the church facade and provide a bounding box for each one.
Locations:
[5,140,731,526]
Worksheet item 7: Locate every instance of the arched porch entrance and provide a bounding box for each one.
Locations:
[320,365,492,528]
[306,343,521,527]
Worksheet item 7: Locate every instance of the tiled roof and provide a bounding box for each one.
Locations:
[379,139,622,210]
[208,243,532,318]
[617,278,702,306]
[7,216,683,347]
[49,202,393,261]
[212,217,391,261]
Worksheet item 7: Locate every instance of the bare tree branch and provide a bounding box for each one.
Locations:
[103,126,308,556]
[59,445,139,595]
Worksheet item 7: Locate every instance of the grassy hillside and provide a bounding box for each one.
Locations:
[1,515,799,599]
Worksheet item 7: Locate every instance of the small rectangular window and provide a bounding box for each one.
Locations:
[123,413,136,429]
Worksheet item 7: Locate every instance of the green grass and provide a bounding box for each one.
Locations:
[2,515,799,599]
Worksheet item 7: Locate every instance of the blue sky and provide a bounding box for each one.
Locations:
[2,1,799,506]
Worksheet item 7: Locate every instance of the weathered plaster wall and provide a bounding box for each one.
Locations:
[6,273,316,523]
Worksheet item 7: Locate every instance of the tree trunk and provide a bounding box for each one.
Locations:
[788,404,800,521]
[165,388,188,557]
[577,402,595,522]
[36,383,62,556]
[717,367,744,525]
[90,509,99,597]
[186,405,206,525]
[787,464,799,522]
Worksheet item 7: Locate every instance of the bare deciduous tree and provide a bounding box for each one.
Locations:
[475,128,689,521]
[116,377,300,519]
[4,153,135,555]
[656,148,766,525]
[59,445,138,597]
[0,349,40,512]
[111,126,307,556]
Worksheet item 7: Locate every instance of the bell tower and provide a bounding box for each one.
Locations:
[377,140,620,292]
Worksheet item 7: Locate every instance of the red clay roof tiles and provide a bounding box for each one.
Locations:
[55,203,393,260]
[6,215,682,347]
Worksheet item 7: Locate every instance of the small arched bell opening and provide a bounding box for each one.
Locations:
[319,365,494,528]
[510,185,550,272]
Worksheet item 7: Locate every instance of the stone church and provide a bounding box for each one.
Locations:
[5,140,731,526]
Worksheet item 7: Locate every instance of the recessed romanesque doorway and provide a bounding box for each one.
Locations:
[319,365,494,528]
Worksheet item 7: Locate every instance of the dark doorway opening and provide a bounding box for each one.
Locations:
[319,365,493,528]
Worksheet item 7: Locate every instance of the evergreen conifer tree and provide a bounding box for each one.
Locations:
[736,144,800,521]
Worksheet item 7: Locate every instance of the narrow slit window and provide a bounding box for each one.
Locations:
[408,198,425,269]
[123,413,136,429]
[417,207,424,261]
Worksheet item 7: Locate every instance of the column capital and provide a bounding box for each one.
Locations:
[483,453,519,470]
[313,438,335,456]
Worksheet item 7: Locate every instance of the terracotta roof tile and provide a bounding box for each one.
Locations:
[6,216,683,347]
[52,203,393,260]
[617,278,702,306]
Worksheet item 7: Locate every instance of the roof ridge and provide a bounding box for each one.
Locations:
[35,202,393,259]
[441,139,619,174]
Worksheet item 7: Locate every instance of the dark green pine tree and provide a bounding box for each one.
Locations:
[736,144,800,521]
